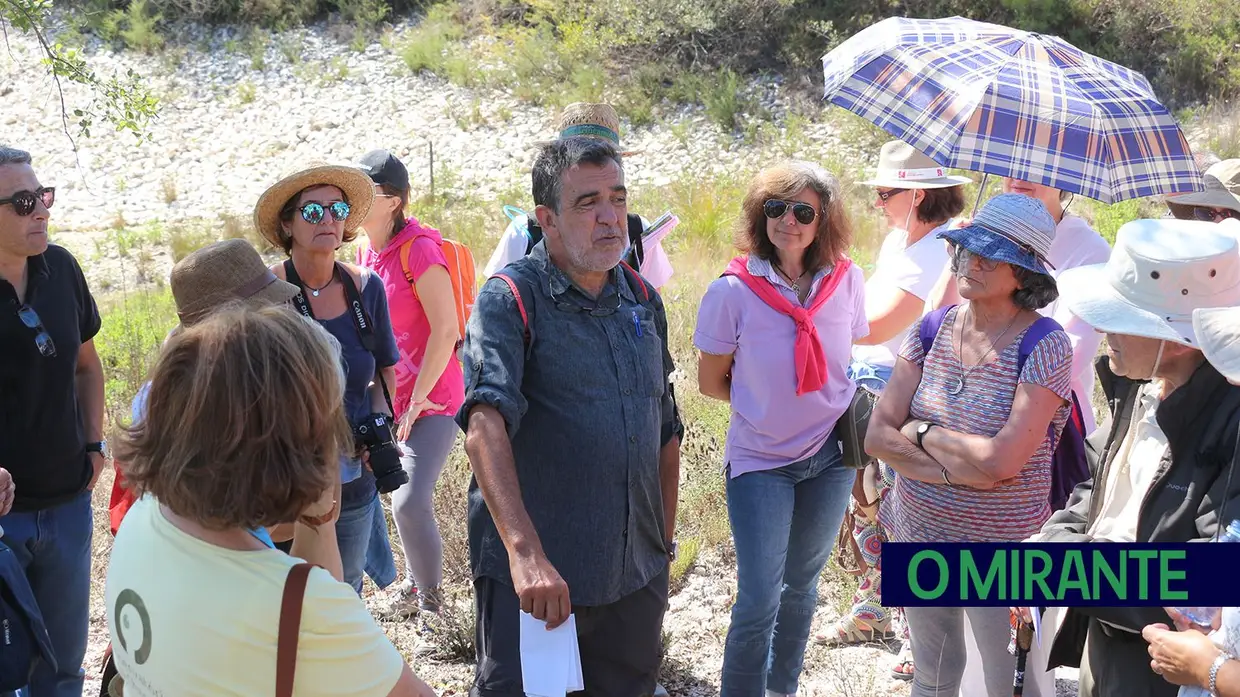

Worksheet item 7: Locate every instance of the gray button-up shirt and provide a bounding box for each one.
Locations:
[458,241,676,606]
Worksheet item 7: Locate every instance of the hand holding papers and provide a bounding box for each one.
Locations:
[520,611,584,697]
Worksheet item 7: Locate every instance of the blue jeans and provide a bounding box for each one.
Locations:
[721,436,854,697]
[336,491,397,594]
[0,491,92,697]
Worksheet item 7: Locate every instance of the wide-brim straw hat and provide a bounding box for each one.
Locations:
[534,102,642,156]
[1057,218,1240,347]
[171,238,300,326]
[1162,158,1240,213]
[253,163,375,251]
[860,140,974,189]
[938,192,1056,275]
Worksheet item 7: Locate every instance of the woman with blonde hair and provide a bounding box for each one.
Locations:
[695,160,867,697]
[105,306,436,696]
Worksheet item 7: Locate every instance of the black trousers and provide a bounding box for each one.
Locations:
[471,569,669,697]
[1078,617,1177,697]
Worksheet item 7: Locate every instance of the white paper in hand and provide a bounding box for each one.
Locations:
[519,611,584,697]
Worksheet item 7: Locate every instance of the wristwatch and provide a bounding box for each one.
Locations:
[916,422,934,449]
[1210,652,1229,696]
[86,439,109,460]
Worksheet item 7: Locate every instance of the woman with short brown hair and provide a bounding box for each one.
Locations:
[696,160,867,697]
[105,306,435,697]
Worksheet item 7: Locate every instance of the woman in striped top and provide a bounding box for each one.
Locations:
[865,193,1073,697]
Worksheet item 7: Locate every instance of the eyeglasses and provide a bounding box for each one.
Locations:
[0,187,55,217]
[17,304,56,358]
[298,201,351,224]
[949,243,1001,273]
[763,199,819,225]
[875,188,909,204]
[1168,203,1240,223]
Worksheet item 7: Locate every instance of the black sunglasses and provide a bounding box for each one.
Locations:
[298,201,351,225]
[875,188,909,203]
[17,304,56,358]
[0,187,55,217]
[763,199,819,225]
[1172,205,1240,223]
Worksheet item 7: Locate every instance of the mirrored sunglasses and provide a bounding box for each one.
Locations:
[0,187,55,217]
[763,199,818,225]
[299,201,351,224]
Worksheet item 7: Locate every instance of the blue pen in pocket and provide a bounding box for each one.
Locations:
[632,311,643,337]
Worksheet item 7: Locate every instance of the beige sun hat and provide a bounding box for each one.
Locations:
[535,102,641,156]
[253,163,375,252]
[1057,218,1240,347]
[170,238,300,327]
[1163,159,1240,213]
[860,140,974,189]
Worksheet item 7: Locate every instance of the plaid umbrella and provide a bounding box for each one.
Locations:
[821,16,1203,204]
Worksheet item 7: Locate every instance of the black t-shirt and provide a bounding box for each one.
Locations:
[0,245,101,511]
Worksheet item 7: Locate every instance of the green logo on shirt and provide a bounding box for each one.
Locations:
[114,589,152,665]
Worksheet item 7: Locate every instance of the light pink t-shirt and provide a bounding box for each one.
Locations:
[694,256,868,476]
[357,218,465,421]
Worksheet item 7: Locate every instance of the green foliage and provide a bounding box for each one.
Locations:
[94,288,177,427]
[167,223,218,262]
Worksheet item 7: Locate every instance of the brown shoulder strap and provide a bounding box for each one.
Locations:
[277,563,315,697]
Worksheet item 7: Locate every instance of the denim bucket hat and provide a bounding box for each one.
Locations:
[938,193,1057,275]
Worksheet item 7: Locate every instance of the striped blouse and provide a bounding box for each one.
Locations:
[879,306,1073,543]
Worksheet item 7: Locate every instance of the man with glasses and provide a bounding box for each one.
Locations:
[458,136,682,697]
[1165,159,1240,223]
[0,146,104,697]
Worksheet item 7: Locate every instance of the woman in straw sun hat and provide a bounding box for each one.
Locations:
[484,103,676,289]
[816,140,971,673]
[867,193,1075,697]
[256,162,403,597]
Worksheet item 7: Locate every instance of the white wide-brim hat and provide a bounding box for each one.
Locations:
[1194,306,1240,383]
[1057,218,1240,347]
[860,140,974,189]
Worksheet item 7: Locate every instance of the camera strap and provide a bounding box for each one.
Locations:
[282,259,397,418]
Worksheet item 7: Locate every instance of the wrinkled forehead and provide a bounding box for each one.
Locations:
[0,163,39,198]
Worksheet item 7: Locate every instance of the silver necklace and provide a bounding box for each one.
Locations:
[948,306,1019,396]
[773,261,807,298]
[305,277,333,297]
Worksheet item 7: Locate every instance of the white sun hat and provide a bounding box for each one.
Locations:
[860,140,974,189]
[1056,218,1240,347]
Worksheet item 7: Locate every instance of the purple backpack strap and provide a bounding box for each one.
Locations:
[918,305,956,363]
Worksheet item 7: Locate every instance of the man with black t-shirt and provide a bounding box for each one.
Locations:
[0,146,105,697]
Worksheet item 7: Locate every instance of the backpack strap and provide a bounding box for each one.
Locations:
[918,304,956,364]
[276,563,315,697]
[1016,316,1064,375]
[626,214,646,270]
[619,261,650,302]
[399,237,416,286]
[493,272,531,345]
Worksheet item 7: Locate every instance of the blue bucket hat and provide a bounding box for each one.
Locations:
[0,535,58,690]
[938,193,1057,275]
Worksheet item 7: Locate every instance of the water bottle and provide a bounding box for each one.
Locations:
[1173,520,1240,626]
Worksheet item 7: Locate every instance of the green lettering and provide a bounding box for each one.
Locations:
[909,551,949,599]
[1159,550,1188,602]
[1058,550,1091,600]
[1023,550,1055,601]
[1010,545,1019,600]
[1092,549,1126,600]
[1130,550,1158,599]
[962,550,1004,600]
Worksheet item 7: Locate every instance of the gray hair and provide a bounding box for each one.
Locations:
[531,137,624,213]
[0,147,32,168]
[1012,266,1060,310]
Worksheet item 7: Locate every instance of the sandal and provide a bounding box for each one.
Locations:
[890,644,914,681]
[813,615,894,646]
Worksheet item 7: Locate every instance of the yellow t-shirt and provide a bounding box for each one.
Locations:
[105,496,404,697]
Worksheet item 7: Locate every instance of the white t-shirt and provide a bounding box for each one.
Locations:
[106,496,405,697]
[1043,214,1112,435]
[851,223,952,369]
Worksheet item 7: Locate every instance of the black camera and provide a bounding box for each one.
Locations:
[354,413,409,494]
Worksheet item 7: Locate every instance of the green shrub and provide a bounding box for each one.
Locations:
[94,288,177,428]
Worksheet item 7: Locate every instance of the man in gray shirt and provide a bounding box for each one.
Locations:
[459,136,681,697]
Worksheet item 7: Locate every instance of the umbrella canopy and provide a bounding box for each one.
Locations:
[821,16,1203,204]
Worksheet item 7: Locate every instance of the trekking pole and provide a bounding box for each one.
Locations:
[1013,617,1034,697]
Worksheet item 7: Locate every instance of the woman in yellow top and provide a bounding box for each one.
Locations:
[105,306,435,697]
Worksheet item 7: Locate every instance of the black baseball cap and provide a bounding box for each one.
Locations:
[357,150,410,192]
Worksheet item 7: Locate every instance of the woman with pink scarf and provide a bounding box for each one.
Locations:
[694,160,867,697]
[355,150,464,649]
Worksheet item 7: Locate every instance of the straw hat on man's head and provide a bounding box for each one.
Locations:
[861,141,973,189]
[1057,218,1240,347]
[253,163,375,253]
[537,103,640,156]
[1164,158,1240,221]
[170,238,299,327]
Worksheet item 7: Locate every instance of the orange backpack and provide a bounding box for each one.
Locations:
[400,236,476,344]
